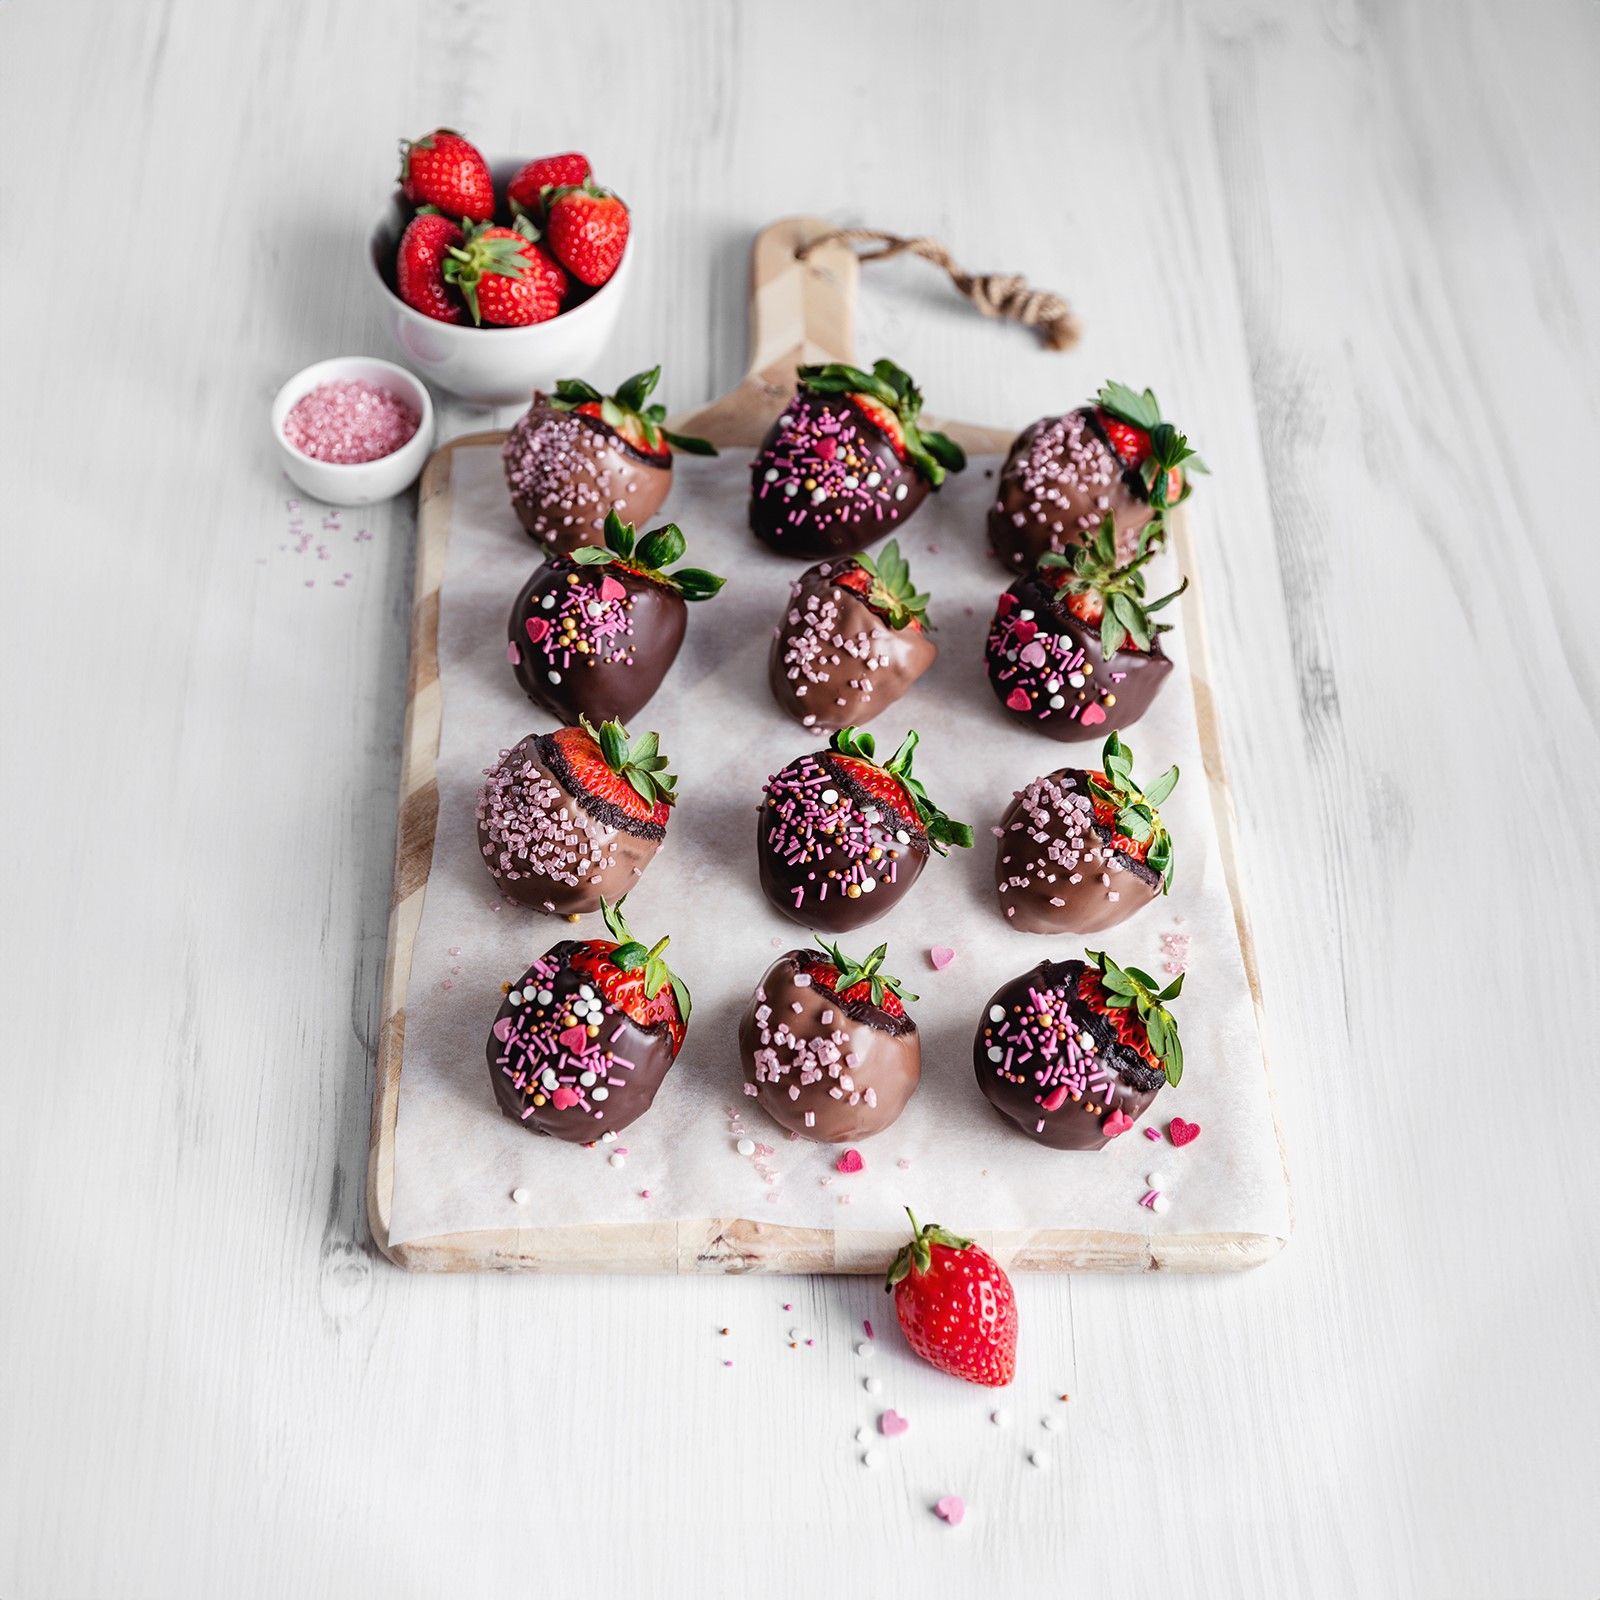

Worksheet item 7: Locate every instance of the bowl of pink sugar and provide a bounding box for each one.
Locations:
[271,356,435,506]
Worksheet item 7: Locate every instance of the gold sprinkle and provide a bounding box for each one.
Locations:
[1104,694,1117,707]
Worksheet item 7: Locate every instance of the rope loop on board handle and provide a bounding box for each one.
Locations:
[796,228,1081,352]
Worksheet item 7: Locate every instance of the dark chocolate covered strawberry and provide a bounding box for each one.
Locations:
[503,366,716,554]
[487,897,691,1141]
[739,938,921,1142]
[749,360,965,559]
[988,380,1206,574]
[758,726,973,932]
[974,949,1184,1150]
[476,718,676,914]
[769,539,936,732]
[995,732,1178,934]
[985,518,1185,741]
[509,511,724,727]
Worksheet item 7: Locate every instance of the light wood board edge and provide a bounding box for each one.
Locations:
[366,217,1291,1274]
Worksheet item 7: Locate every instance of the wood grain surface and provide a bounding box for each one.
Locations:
[2,1,1596,1595]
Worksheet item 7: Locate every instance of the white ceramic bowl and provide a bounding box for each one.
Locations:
[367,156,634,405]
[270,356,436,507]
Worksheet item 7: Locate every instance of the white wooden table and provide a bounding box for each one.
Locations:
[3,2,1596,1594]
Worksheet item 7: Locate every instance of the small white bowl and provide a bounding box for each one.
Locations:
[367,156,634,405]
[271,356,436,506]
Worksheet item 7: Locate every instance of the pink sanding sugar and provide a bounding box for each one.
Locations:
[284,379,419,464]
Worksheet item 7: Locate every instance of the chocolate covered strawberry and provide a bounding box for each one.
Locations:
[509,511,724,727]
[985,518,1186,741]
[477,718,676,914]
[487,897,691,1141]
[398,128,494,220]
[768,540,936,732]
[888,1210,1017,1387]
[749,360,965,559]
[502,366,716,555]
[739,939,921,1142]
[974,948,1184,1150]
[987,380,1206,574]
[758,726,972,932]
[996,732,1178,934]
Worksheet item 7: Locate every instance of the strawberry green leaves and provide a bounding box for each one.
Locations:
[573,512,727,601]
[813,936,918,1007]
[797,358,967,488]
[853,539,931,630]
[601,896,692,1024]
[828,727,975,855]
[1086,731,1178,890]
[886,1208,973,1288]
[548,366,717,458]
[1039,517,1187,660]
[1084,949,1185,1086]
[1094,380,1207,514]
[582,715,677,808]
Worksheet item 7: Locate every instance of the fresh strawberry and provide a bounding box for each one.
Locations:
[548,718,675,826]
[887,1210,1018,1387]
[398,128,494,220]
[443,221,567,326]
[545,181,631,287]
[829,540,930,631]
[508,151,593,216]
[822,727,969,851]
[548,367,717,463]
[570,897,691,1054]
[1083,731,1179,883]
[395,210,465,323]
[1078,950,1184,1083]
[1094,381,1207,513]
[799,938,917,1020]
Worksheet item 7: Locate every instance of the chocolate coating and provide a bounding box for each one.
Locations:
[986,408,1154,574]
[502,397,672,555]
[757,749,928,932]
[738,951,921,1141]
[984,569,1172,741]
[749,393,929,559]
[476,732,666,914]
[488,941,678,1141]
[994,768,1161,934]
[973,958,1167,1150]
[509,556,686,726]
[768,559,936,732]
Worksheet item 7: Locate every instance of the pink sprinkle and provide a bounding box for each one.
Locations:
[863,1320,874,1339]
[1143,1127,1163,1142]
[835,1148,864,1174]
[929,944,956,970]
[282,379,419,465]
[639,1189,651,1199]
[782,1302,793,1312]
[934,1495,965,1526]
[1080,702,1108,728]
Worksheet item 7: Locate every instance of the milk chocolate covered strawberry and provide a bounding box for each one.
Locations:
[768,540,936,732]
[487,898,690,1141]
[749,360,965,559]
[973,949,1184,1150]
[509,512,724,726]
[758,726,972,932]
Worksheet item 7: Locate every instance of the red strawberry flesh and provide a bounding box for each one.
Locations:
[571,942,685,1053]
[825,752,922,836]
[545,725,670,829]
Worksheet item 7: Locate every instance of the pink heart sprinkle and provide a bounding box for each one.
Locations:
[493,1017,514,1042]
[1103,1109,1134,1138]
[1020,640,1047,667]
[1006,687,1033,712]
[996,592,1017,617]
[1012,618,1038,644]
[1040,1086,1069,1113]
[835,1148,864,1174]
[816,436,838,460]
[1079,703,1107,727]
[929,945,956,970]
[878,1409,909,1437]
[550,1086,581,1110]
[558,1025,589,1054]
[599,574,626,602]
[1169,1117,1201,1147]
[934,1495,965,1526]
[523,616,550,645]
[506,641,520,665]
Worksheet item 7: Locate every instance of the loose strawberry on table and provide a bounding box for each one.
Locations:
[995,731,1179,934]
[508,511,724,727]
[739,938,922,1142]
[507,151,593,219]
[487,897,690,1141]
[749,360,966,559]
[973,948,1185,1150]
[768,540,936,732]
[987,379,1206,574]
[888,1211,1018,1387]
[502,366,716,555]
[395,210,466,324]
[476,717,676,915]
[544,180,631,287]
[399,128,495,220]
[757,726,973,933]
[985,516,1186,741]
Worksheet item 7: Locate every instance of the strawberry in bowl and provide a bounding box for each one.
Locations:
[487,897,690,1141]
[757,726,972,932]
[476,717,676,915]
[995,732,1178,934]
[749,360,965,559]
[984,518,1185,741]
[768,539,936,732]
[973,949,1184,1150]
[739,938,921,1142]
[987,380,1206,574]
[502,366,715,555]
[507,151,592,221]
[398,128,495,220]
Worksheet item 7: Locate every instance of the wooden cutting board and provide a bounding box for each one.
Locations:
[366,217,1290,1273]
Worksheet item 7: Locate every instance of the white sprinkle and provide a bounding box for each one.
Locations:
[866,471,881,486]
[1146,1171,1168,1189]
[536,989,553,1005]
[591,1087,609,1101]
[855,1425,871,1444]
[511,1187,530,1205]
[601,1130,617,1142]
[987,1046,1003,1063]
[861,1449,882,1468]
[811,487,828,504]
[508,990,523,1006]
[547,670,562,684]
[1030,1448,1051,1469]
[990,1408,1011,1427]
[579,1070,598,1087]
[864,1376,883,1395]
[540,1068,559,1090]
[578,986,594,1000]
[1042,1414,1064,1433]
[894,829,910,844]
[790,1327,807,1341]
[1152,1194,1171,1214]
[1019,608,1035,621]
[764,467,779,482]
[860,877,876,893]
[1068,672,1085,688]
[989,1005,1005,1022]
[821,788,840,805]
[608,1152,626,1169]
[855,1341,873,1358]
[736,1137,756,1156]
[894,484,907,500]
[1049,695,1065,710]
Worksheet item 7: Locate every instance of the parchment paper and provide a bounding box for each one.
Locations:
[386,446,1290,1249]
